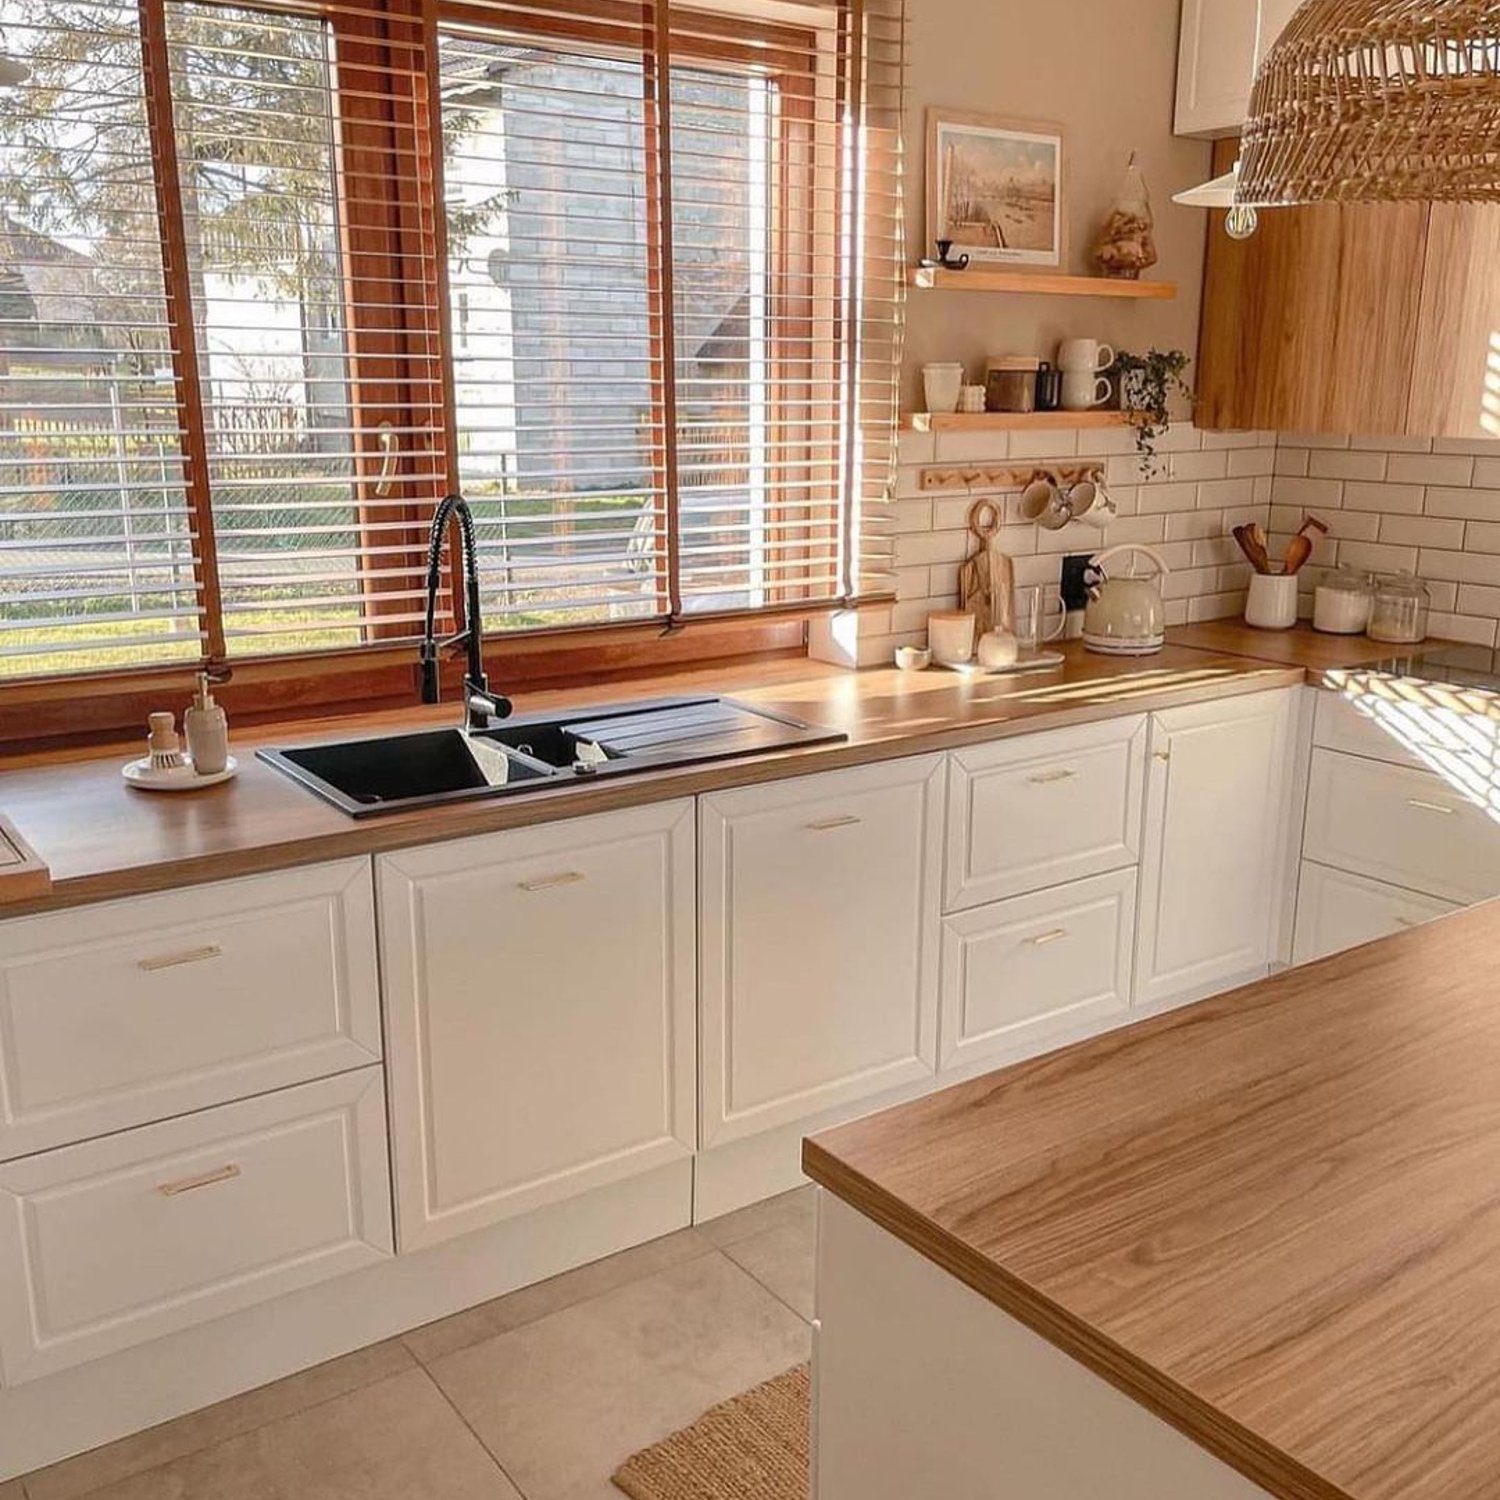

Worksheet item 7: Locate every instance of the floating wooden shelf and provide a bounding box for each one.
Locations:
[904,410,1132,433]
[909,267,1177,299]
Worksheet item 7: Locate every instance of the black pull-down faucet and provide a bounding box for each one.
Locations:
[420,493,512,730]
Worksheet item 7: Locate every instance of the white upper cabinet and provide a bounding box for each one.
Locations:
[1135,690,1295,1009]
[698,756,944,1147]
[378,801,697,1252]
[1174,0,1301,138]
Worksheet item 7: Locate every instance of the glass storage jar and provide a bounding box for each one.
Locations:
[1312,567,1373,635]
[1366,572,1430,644]
[984,356,1041,414]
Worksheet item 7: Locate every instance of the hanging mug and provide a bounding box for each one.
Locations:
[1066,478,1118,529]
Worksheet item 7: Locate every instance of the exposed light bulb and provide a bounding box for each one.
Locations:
[1225,204,1259,241]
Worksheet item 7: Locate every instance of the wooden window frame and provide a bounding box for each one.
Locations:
[0,0,869,750]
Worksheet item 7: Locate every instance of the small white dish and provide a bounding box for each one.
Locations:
[939,649,1065,677]
[123,754,238,792]
[895,645,932,671]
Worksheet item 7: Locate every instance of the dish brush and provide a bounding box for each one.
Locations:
[147,711,187,772]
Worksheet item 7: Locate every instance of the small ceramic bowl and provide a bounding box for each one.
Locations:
[895,645,932,671]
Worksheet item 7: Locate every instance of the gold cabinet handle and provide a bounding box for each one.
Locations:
[1026,928,1069,947]
[157,1163,241,1197]
[807,815,862,832]
[1152,750,1171,763]
[1405,798,1455,815]
[138,944,222,973]
[518,871,586,893]
[1027,768,1078,785]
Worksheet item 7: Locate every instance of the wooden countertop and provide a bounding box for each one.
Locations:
[0,625,1390,914]
[805,901,1500,1500]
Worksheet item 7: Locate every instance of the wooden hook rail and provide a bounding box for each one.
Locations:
[918,462,1105,494]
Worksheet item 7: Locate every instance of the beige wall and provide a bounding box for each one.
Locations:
[901,0,1213,412]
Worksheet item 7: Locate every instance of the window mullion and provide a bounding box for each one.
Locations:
[136,0,228,668]
[835,0,864,604]
[644,0,683,621]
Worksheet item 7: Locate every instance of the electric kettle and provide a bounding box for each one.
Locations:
[1083,544,1168,655]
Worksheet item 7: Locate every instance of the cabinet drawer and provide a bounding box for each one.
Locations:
[1292,861,1458,965]
[1314,690,1435,769]
[0,1068,392,1383]
[0,860,381,1160]
[939,869,1135,1072]
[379,801,696,1252]
[945,717,1145,910]
[700,756,944,1146]
[1304,748,1500,905]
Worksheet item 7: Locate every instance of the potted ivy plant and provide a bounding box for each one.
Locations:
[1115,348,1193,475]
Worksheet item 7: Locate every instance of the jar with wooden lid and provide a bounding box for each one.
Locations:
[984,356,1041,414]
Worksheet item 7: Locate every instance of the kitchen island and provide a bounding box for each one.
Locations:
[805,900,1500,1500]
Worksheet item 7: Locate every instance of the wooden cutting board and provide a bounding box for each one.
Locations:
[0,815,50,905]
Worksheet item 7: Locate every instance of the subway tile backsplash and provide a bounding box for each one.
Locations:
[1270,435,1500,648]
[860,426,1500,667]
[860,423,1276,667]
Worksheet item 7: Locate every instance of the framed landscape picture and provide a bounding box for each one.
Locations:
[926,110,1067,269]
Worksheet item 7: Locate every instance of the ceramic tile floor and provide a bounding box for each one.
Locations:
[10,1187,817,1500]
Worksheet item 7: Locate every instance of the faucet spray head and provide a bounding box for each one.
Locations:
[419,641,440,704]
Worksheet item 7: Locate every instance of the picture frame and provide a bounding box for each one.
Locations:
[925,109,1068,270]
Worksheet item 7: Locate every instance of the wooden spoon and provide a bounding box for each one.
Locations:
[1233,524,1272,574]
[1282,514,1330,576]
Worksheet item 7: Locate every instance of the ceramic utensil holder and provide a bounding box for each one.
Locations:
[1244,573,1298,630]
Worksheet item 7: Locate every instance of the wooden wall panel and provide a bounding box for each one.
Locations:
[1195,139,1429,436]
[1406,204,1500,440]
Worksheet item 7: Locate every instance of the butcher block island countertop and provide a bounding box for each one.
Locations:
[805,900,1500,1500]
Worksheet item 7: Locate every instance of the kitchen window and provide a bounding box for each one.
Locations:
[0,0,903,722]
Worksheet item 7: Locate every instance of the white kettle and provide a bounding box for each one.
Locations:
[1083,544,1168,655]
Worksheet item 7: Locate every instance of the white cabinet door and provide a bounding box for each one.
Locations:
[939,868,1136,1073]
[0,1067,391,1384]
[1175,0,1261,137]
[379,801,696,1252]
[945,716,1146,911]
[1254,0,1301,67]
[1135,689,1294,1009]
[1292,862,1459,965]
[699,755,944,1146]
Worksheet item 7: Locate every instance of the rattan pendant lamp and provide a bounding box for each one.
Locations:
[1238,0,1500,205]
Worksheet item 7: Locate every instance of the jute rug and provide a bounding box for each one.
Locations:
[612,1365,810,1500]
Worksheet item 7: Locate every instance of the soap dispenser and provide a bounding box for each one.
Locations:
[184,673,229,776]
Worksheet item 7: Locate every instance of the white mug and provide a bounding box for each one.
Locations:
[1019,477,1071,530]
[1061,371,1112,411]
[1057,338,1114,373]
[927,610,977,666]
[923,363,965,414]
[1066,478,1119,529]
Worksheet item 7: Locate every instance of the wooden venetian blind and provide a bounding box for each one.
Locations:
[0,0,903,684]
[437,0,907,627]
[0,0,202,677]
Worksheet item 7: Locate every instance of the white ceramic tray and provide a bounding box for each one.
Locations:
[122,755,239,792]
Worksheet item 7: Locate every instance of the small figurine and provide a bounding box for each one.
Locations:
[920,237,971,272]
